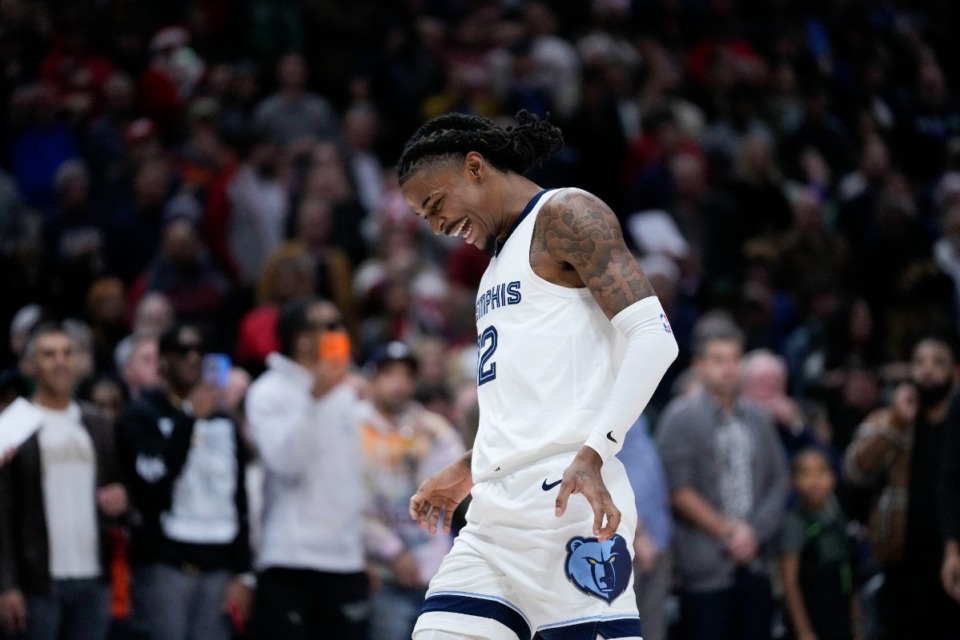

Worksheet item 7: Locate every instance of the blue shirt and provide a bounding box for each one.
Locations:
[616,415,672,552]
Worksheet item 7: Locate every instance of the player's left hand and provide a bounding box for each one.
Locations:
[555,446,621,542]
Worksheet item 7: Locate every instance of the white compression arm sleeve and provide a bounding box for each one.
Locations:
[583,296,679,462]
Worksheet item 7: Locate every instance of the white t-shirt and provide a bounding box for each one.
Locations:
[37,402,100,579]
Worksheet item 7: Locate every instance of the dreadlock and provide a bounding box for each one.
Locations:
[396,110,564,184]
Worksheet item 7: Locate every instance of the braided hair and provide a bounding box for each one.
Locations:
[396,110,564,185]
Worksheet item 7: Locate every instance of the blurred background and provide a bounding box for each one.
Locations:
[1,0,960,639]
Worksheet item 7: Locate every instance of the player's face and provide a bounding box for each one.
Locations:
[401,155,499,253]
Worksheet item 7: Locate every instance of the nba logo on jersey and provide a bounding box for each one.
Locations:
[563,535,632,604]
[660,313,672,334]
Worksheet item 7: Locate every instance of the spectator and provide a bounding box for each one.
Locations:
[741,349,822,462]
[343,102,386,216]
[779,447,857,640]
[844,336,960,638]
[245,298,378,640]
[303,141,370,266]
[106,157,174,284]
[252,53,340,151]
[63,318,95,385]
[271,197,355,334]
[115,322,252,640]
[44,160,110,316]
[222,132,289,285]
[236,249,316,372]
[139,217,231,337]
[85,277,127,375]
[8,83,79,213]
[83,72,136,206]
[616,415,673,640]
[113,332,160,400]
[355,341,465,640]
[656,321,789,640]
[130,292,175,338]
[83,375,127,427]
[138,26,204,138]
[0,323,127,640]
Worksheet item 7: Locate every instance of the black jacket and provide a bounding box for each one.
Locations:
[115,388,250,574]
[0,402,120,595]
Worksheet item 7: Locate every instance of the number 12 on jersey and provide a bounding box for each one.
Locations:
[477,325,498,385]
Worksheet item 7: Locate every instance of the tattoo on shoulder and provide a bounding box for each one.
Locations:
[545,191,654,315]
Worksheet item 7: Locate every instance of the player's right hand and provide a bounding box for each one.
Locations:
[556,446,621,542]
[409,455,473,535]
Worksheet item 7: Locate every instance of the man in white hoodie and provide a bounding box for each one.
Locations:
[245,298,400,640]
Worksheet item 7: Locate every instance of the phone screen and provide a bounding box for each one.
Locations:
[202,353,231,389]
[318,332,351,367]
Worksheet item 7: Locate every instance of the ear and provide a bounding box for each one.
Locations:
[568,539,584,552]
[464,151,485,180]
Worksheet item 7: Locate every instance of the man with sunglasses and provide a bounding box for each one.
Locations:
[246,297,401,640]
[115,323,253,640]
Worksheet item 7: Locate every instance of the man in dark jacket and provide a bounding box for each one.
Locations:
[115,322,252,640]
[0,323,127,640]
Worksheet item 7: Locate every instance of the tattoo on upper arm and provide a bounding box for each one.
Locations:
[545,191,654,317]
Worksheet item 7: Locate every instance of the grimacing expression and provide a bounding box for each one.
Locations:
[401,153,500,253]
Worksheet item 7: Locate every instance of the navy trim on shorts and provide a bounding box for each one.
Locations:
[421,594,532,639]
[538,617,643,640]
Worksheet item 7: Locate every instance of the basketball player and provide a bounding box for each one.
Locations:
[399,110,679,640]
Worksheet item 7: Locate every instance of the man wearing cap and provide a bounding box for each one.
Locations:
[355,341,466,640]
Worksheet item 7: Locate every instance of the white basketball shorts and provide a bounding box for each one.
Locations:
[413,451,642,640]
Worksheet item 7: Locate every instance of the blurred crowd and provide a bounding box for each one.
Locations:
[2,0,960,639]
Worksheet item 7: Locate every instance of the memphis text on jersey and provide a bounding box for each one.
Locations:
[475,281,521,322]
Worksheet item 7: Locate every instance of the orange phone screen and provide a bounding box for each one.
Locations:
[318,331,351,366]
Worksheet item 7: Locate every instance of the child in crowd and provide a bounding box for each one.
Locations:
[779,447,858,640]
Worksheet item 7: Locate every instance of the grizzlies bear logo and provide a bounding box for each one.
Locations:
[564,535,631,603]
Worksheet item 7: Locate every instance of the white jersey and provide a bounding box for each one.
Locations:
[472,187,626,482]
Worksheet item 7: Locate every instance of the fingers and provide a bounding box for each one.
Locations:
[408,493,423,522]
[595,502,621,542]
[555,478,575,517]
[442,505,456,535]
